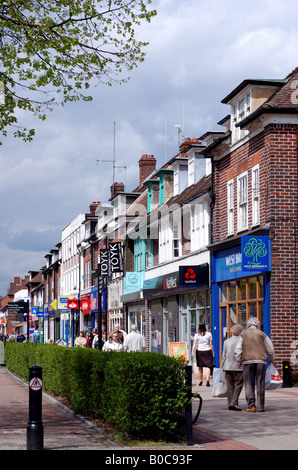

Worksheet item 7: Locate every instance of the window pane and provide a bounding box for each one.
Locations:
[221,283,227,302]
[248,277,257,299]
[182,294,188,310]
[238,280,246,300]
[190,292,196,308]
[229,281,236,301]
[197,291,206,307]
[258,276,264,298]
[229,304,237,328]
[238,303,247,328]
[248,302,257,317]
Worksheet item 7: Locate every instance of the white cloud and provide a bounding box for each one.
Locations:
[1,0,298,293]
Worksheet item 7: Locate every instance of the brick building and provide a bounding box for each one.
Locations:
[203,67,298,373]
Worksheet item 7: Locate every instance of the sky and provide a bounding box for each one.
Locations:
[1,0,298,296]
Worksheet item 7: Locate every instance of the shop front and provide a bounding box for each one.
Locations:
[210,235,271,367]
[144,264,210,362]
[121,272,146,338]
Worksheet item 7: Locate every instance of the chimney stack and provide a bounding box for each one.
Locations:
[110,182,125,199]
[139,154,156,185]
[89,201,101,216]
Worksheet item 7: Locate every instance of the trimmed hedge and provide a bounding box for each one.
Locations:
[4,342,191,439]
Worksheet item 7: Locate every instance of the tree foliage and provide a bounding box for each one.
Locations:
[0,0,156,142]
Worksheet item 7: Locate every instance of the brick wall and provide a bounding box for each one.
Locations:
[213,123,298,371]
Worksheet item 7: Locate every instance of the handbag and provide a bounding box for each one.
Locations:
[212,368,227,398]
[265,363,282,390]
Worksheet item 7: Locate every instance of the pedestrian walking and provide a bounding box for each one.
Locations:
[123,324,146,352]
[85,330,92,348]
[8,333,16,342]
[109,323,124,343]
[221,324,244,411]
[235,316,275,412]
[102,332,124,352]
[192,323,214,387]
[17,332,25,342]
[74,331,87,348]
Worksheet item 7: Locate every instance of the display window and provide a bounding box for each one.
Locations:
[219,275,264,348]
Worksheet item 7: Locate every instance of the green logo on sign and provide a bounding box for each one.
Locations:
[243,237,267,265]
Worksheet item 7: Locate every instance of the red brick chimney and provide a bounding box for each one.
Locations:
[139,154,156,185]
[110,182,125,199]
[21,275,30,289]
[89,201,101,216]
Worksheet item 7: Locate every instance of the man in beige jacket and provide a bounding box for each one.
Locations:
[235,317,275,413]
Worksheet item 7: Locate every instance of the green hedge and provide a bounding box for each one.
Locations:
[4,342,191,439]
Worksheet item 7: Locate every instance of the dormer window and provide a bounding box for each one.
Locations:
[188,152,207,186]
[231,91,251,144]
[174,163,188,196]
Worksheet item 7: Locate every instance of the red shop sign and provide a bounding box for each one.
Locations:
[81,297,90,315]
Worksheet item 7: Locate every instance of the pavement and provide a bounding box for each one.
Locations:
[1,365,298,453]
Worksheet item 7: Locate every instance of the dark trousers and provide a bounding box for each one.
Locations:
[243,363,266,409]
[225,371,243,407]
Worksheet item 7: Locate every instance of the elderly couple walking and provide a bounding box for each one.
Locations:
[221,317,275,412]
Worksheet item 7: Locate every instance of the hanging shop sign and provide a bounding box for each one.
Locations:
[99,249,109,277]
[67,299,79,309]
[123,272,144,294]
[241,236,270,272]
[99,243,123,277]
[81,297,90,315]
[90,287,98,313]
[109,242,123,274]
[179,264,209,288]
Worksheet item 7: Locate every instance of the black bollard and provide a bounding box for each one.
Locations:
[27,365,44,450]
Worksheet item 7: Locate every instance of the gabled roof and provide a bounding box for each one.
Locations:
[221,78,286,104]
[237,67,298,128]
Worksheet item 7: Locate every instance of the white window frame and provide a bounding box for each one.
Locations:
[231,90,251,144]
[170,211,181,259]
[191,200,209,251]
[237,171,248,231]
[227,179,234,235]
[159,215,171,263]
[252,164,260,226]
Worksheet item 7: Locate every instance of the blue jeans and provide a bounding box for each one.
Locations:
[243,363,266,409]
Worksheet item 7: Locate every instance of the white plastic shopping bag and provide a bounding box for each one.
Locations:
[265,363,282,390]
[212,368,227,398]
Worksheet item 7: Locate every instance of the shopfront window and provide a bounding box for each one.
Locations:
[127,304,146,338]
[151,299,163,353]
[165,296,179,351]
[219,275,264,338]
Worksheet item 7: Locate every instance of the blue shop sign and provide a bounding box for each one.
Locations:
[90,287,98,313]
[214,236,271,282]
[241,236,270,272]
[123,272,144,294]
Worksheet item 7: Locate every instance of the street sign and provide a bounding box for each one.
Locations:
[29,377,42,391]
[58,296,69,309]
[7,301,29,314]
[50,299,57,310]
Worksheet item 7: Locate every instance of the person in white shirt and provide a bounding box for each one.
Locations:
[192,323,214,387]
[124,324,146,352]
[102,332,124,352]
